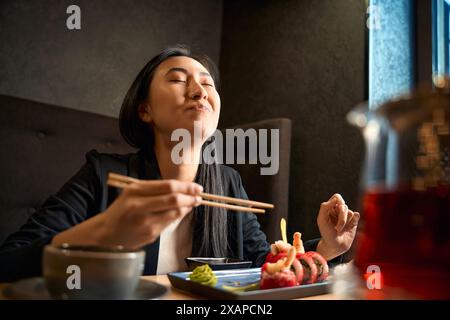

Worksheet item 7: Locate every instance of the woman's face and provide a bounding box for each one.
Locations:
[139,56,220,143]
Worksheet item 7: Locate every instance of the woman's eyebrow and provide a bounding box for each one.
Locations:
[165,67,212,78]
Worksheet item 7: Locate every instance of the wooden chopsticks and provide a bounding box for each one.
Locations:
[107,172,274,214]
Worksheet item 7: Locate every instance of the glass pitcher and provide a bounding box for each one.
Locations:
[346,78,450,299]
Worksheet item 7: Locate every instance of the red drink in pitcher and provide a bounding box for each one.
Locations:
[354,185,450,299]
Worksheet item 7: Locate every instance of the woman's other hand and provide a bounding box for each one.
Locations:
[316,193,360,260]
[52,179,203,249]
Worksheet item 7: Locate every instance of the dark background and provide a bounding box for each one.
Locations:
[0,0,366,241]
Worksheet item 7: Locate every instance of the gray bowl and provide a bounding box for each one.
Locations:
[43,244,145,300]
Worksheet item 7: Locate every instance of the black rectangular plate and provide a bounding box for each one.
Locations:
[168,268,332,300]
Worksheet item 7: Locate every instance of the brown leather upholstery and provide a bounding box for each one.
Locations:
[0,94,135,244]
[0,94,291,245]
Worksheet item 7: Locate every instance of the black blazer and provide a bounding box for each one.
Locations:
[0,149,322,282]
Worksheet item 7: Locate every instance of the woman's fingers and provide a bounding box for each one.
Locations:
[344,211,360,230]
[124,179,203,197]
[353,212,361,226]
[346,210,354,225]
[127,193,202,213]
[330,204,360,232]
[103,178,205,249]
[329,193,345,206]
[335,204,348,232]
[320,194,353,232]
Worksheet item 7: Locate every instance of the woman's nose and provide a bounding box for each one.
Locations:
[187,80,208,100]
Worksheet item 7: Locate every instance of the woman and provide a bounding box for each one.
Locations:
[0,46,359,281]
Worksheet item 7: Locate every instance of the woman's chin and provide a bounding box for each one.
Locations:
[182,112,217,132]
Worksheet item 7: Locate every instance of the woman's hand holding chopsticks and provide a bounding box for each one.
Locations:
[108,172,273,214]
[52,172,273,249]
[52,179,203,249]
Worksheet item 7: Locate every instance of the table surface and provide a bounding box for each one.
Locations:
[0,275,338,300]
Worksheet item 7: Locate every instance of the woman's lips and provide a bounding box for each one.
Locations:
[187,103,211,112]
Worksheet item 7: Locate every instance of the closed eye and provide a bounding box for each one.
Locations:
[169,79,186,83]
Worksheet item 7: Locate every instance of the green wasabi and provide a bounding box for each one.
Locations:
[188,264,217,287]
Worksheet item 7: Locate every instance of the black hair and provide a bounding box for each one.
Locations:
[119,45,228,258]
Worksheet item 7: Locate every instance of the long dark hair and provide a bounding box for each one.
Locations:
[119,45,228,257]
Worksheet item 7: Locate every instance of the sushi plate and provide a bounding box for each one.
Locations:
[168,268,332,300]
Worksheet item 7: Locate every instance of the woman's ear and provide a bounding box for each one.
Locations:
[138,103,152,123]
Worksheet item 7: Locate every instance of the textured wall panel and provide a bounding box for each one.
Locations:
[0,0,223,117]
